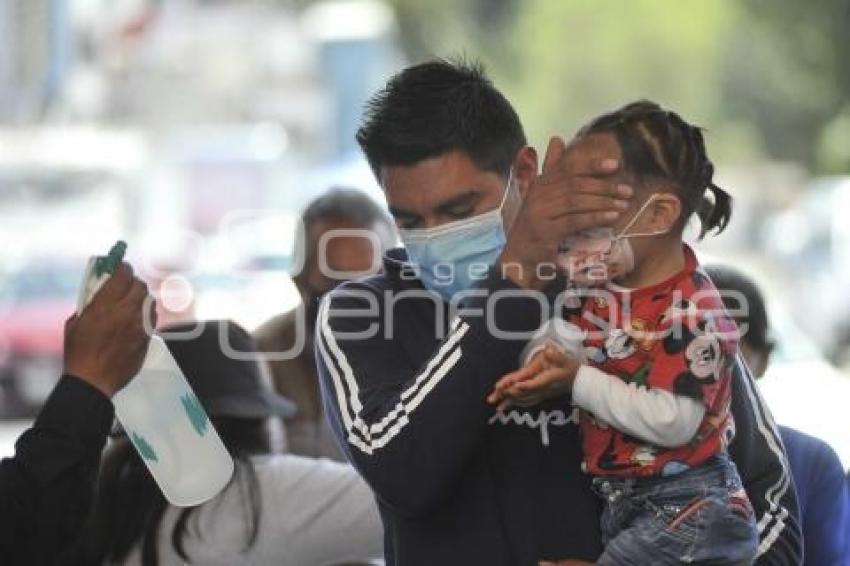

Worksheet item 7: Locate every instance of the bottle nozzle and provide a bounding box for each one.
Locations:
[95,240,128,277]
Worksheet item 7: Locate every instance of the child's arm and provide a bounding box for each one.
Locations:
[575,308,737,448]
[497,342,706,446]
[519,317,584,366]
[497,314,715,449]
[571,365,705,447]
[500,309,722,451]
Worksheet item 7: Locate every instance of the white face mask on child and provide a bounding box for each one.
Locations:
[557,194,669,286]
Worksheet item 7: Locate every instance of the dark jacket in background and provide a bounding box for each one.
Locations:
[0,375,113,565]
[780,425,849,566]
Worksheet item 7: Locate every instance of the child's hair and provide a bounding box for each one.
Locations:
[577,100,731,239]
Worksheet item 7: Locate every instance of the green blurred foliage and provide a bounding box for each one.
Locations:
[385,0,507,60]
[817,107,850,173]
[499,1,732,150]
[382,0,848,173]
[723,0,850,170]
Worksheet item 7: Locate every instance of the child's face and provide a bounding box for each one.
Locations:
[564,133,682,277]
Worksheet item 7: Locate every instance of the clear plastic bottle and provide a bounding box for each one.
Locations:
[77,242,234,506]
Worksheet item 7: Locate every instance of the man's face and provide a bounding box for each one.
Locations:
[305,219,388,295]
[381,150,531,232]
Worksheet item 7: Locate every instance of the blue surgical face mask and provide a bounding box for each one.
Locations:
[398,169,514,302]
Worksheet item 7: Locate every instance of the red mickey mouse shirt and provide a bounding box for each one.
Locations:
[564,245,739,477]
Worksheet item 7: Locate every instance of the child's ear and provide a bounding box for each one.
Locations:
[650,192,682,233]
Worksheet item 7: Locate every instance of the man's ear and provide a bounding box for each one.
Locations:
[649,192,682,233]
[514,146,538,198]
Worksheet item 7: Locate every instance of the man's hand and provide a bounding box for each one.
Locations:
[63,262,155,398]
[486,345,580,411]
[499,136,632,289]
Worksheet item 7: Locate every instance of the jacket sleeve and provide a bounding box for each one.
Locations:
[728,357,803,565]
[315,270,546,517]
[785,428,849,566]
[0,375,114,565]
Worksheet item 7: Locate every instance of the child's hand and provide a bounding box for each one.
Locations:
[486,345,581,411]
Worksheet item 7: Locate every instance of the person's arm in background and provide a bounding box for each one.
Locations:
[804,443,849,566]
[780,426,848,566]
[844,470,850,557]
[846,472,850,562]
[0,263,152,565]
[728,357,803,565]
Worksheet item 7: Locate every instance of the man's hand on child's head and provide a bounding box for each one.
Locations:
[486,345,580,411]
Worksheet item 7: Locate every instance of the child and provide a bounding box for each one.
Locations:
[487,101,759,565]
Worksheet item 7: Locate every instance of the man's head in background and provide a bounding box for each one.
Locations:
[292,187,395,307]
[705,264,776,378]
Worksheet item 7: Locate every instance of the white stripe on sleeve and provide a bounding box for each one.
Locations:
[317,297,470,455]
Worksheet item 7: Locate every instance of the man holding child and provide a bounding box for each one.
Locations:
[315,59,802,565]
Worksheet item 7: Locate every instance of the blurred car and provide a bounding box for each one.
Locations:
[0,260,84,416]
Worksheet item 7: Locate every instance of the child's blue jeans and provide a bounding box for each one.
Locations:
[592,454,759,565]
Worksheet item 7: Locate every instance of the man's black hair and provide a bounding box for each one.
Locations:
[356,58,527,180]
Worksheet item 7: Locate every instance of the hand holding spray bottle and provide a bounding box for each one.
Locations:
[77,241,234,506]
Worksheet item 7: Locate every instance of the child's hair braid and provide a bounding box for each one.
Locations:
[578,100,732,239]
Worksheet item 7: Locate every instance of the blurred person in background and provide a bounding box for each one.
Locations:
[706,264,850,566]
[73,320,382,566]
[0,263,152,565]
[254,188,395,461]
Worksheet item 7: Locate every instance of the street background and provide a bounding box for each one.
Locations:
[1,0,848,467]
